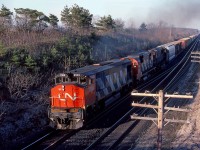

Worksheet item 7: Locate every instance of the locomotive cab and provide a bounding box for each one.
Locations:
[54,73,87,85]
[49,73,92,129]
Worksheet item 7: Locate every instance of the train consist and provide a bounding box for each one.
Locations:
[49,35,197,129]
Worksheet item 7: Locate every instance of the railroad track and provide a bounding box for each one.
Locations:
[83,36,200,150]
[20,60,179,150]
[21,36,199,150]
[116,57,200,150]
[20,63,178,150]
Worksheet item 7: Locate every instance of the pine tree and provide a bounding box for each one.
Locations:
[14,8,48,31]
[95,15,116,31]
[48,14,59,28]
[11,54,21,67]
[0,5,13,28]
[24,55,37,69]
[61,4,93,29]
[139,22,147,32]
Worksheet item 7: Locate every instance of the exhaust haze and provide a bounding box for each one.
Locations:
[147,0,200,28]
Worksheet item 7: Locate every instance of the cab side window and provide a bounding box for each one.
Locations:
[55,77,62,84]
[80,76,86,84]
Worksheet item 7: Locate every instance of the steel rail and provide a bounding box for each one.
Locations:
[22,36,199,150]
[85,36,199,150]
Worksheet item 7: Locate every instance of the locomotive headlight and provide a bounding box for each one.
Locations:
[59,73,66,77]
[62,85,65,91]
[74,74,80,77]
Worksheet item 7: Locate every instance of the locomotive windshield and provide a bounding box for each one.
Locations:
[55,73,87,85]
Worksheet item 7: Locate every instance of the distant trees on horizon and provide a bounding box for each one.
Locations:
[0,3,198,73]
[1,3,198,34]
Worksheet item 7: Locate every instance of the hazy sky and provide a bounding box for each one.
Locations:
[1,0,200,29]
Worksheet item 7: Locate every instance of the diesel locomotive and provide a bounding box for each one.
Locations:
[49,34,197,129]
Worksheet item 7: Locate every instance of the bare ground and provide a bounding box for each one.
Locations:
[171,71,200,150]
[132,64,200,150]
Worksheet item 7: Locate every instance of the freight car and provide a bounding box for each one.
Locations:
[48,35,197,129]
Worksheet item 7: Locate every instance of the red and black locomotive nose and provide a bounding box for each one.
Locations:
[50,84,85,108]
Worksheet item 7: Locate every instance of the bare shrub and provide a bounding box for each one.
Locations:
[6,69,41,100]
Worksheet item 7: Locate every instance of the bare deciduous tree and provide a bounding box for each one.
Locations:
[6,69,41,99]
